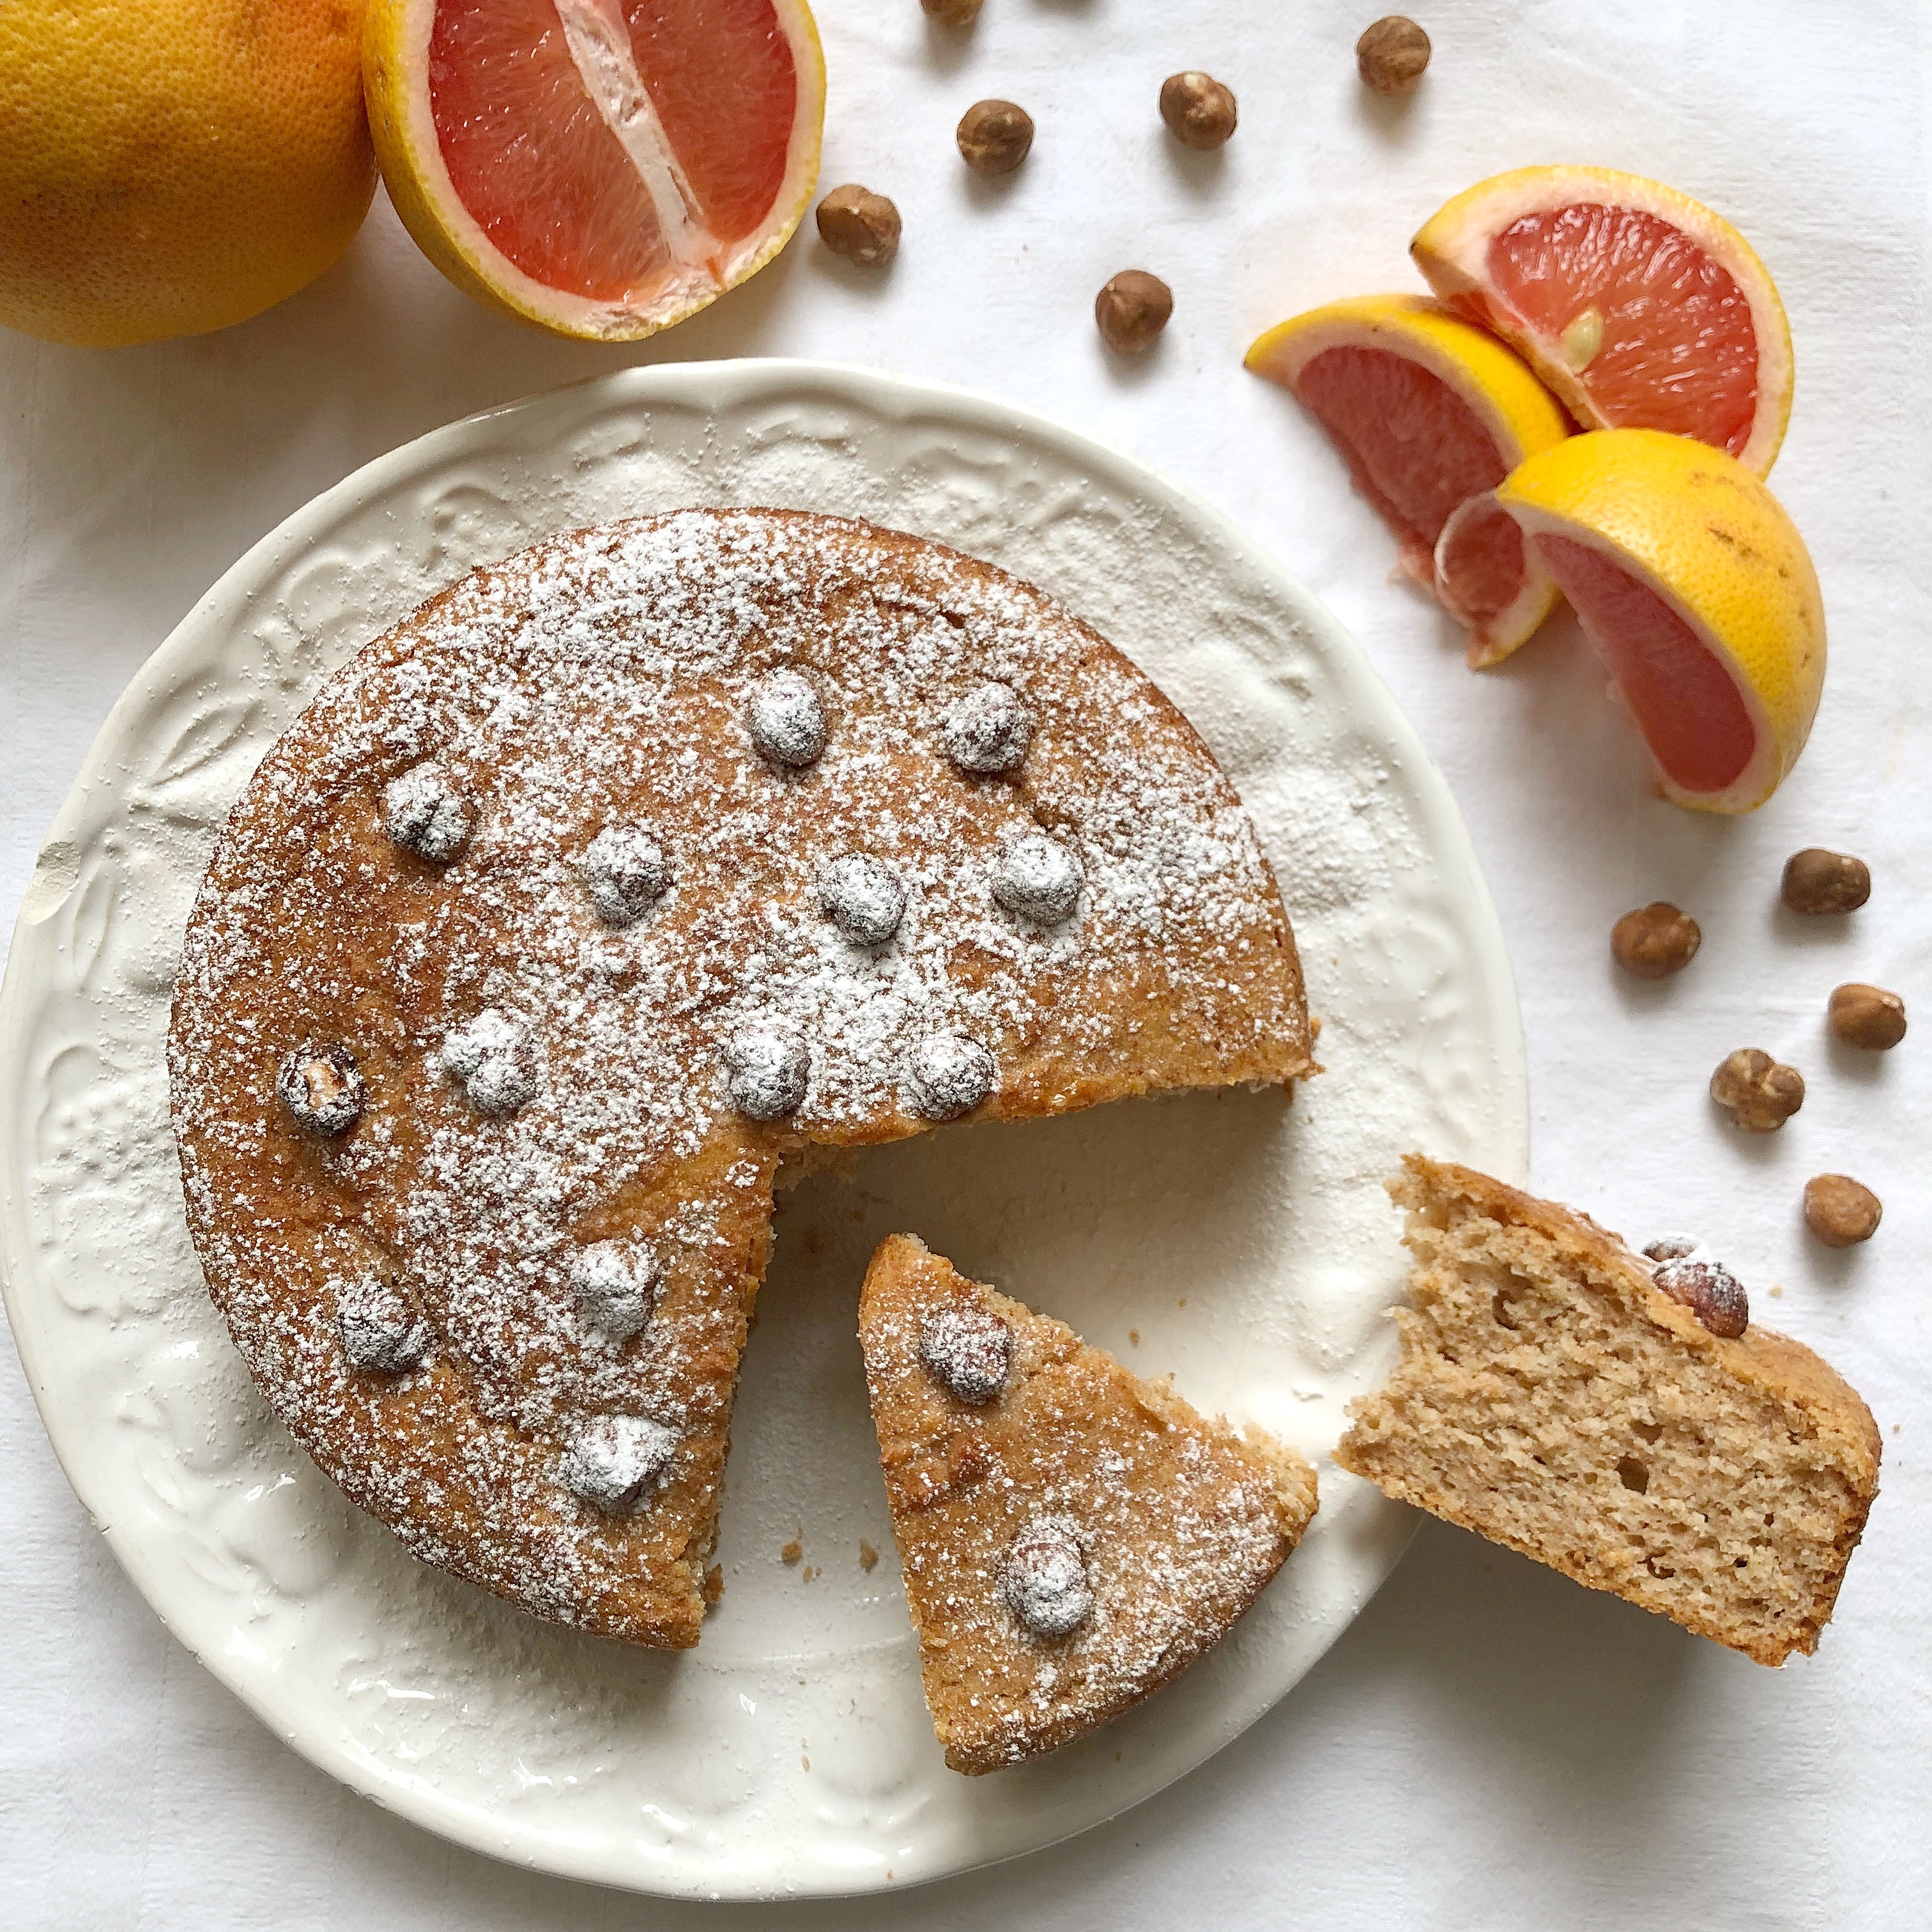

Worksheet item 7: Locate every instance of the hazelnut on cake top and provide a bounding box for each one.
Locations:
[167,509,1314,1648]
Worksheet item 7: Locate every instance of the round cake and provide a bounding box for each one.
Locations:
[167,508,1314,1647]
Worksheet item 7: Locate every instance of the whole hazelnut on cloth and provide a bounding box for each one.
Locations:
[922,0,982,24]
[1611,901,1701,979]
[956,99,1033,175]
[1095,270,1172,355]
[1828,982,1906,1051]
[816,185,901,268]
[1781,847,1870,914]
[1651,1257,1749,1340]
[1160,72,1238,149]
[1710,1048,1804,1131]
[1356,16,1432,95]
[1803,1174,1882,1248]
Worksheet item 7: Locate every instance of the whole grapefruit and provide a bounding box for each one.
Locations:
[0,0,375,348]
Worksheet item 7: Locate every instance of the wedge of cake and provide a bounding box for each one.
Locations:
[167,509,1314,1648]
[1337,1156,1880,1663]
[859,1234,1319,1772]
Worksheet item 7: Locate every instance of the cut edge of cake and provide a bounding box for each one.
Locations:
[1335,1154,1880,1665]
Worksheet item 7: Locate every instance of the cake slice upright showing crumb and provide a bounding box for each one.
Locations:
[860,1235,1319,1774]
[1336,1156,1881,1664]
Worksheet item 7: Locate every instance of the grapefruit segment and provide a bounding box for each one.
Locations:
[1493,428,1825,813]
[1413,167,1793,475]
[1246,295,1569,666]
[1534,533,1756,796]
[367,0,825,340]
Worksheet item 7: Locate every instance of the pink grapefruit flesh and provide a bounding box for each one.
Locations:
[428,0,799,302]
[1294,346,1515,580]
[1460,206,1761,458]
[1535,532,1756,795]
[1435,495,1533,629]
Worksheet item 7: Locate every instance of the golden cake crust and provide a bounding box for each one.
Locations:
[167,509,1313,1647]
[860,1234,1319,1773]
[1336,1156,1880,1664]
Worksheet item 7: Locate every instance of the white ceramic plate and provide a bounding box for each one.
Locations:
[0,360,1526,1899]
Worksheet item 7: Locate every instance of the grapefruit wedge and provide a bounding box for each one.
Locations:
[1246,295,1570,666]
[1493,429,1824,813]
[365,0,825,340]
[1413,166,1793,474]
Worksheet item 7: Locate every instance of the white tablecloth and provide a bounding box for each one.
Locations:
[2,2,1924,1926]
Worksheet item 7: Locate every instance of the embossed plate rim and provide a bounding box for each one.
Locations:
[0,358,1528,1897]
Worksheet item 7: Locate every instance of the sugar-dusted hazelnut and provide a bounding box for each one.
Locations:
[942,680,1031,775]
[818,852,907,948]
[441,1007,539,1116]
[337,1278,431,1374]
[1611,901,1701,979]
[722,1022,811,1120]
[560,1414,679,1512]
[922,0,981,23]
[1710,1048,1804,1131]
[956,98,1033,175]
[999,1516,1092,1637]
[276,1042,365,1137]
[1828,982,1906,1051]
[747,668,829,767]
[1643,1235,1699,1263]
[1356,16,1432,95]
[992,832,1083,927]
[1652,1257,1749,1339]
[579,825,670,926]
[383,760,473,863]
[1803,1174,1882,1248]
[1160,72,1238,150]
[571,1241,664,1345]
[816,184,901,268]
[1781,847,1870,915]
[918,1302,1013,1404]
[1095,270,1172,355]
[905,1031,997,1121]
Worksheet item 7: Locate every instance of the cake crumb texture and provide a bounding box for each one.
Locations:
[1336,1156,1881,1664]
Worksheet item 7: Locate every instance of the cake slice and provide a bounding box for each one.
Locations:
[859,1234,1319,1774]
[1336,1156,1881,1664]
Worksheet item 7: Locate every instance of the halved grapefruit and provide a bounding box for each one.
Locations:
[1245,295,1570,666]
[1412,166,1793,475]
[364,0,825,340]
[1492,429,1824,813]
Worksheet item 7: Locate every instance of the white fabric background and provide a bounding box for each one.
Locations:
[1,1,1926,1925]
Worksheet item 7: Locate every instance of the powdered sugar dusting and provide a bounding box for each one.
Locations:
[167,508,1310,1646]
[862,1245,1318,1770]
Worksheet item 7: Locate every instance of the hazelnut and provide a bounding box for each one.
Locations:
[922,0,981,23]
[1643,1236,1699,1263]
[1095,270,1172,355]
[1803,1174,1882,1248]
[1828,982,1906,1051]
[275,1042,365,1137]
[1356,16,1432,95]
[1611,901,1701,979]
[956,98,1033,175]
[1159,72,1238,150]
[1652,1257,1749,1340]
[1710,1048,1804,1131]
[1781,847,1870,915]
[816,184,901,268]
